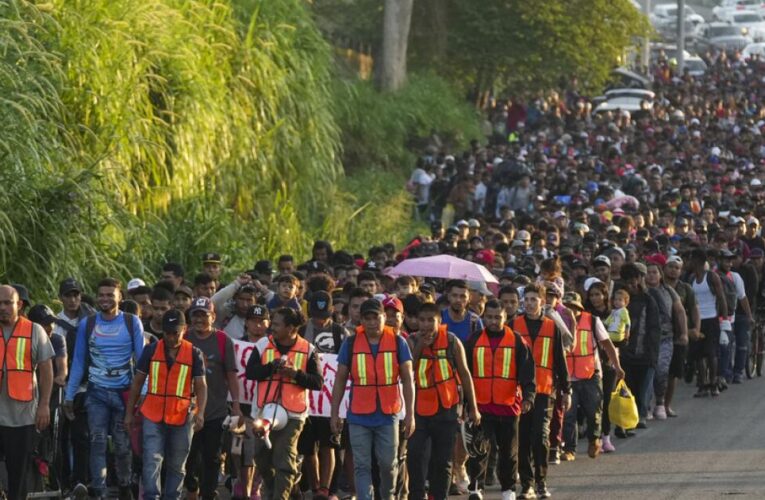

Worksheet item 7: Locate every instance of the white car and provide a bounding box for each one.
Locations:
[713,0,765,22]
[594,88,655,115]
[684,55,708,76]
[651,3,706,29]
[742,42,765,58]
[727,11,765,41]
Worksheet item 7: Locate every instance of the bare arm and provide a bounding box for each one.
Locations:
[399,360,416,438]
[740,296,753,321]
[709,272,729,318]
[330,364,350,434]
[226,370,243,417]
[453,340,480,424]
[597,338,625,381]
[36,358,53,431]
[54,356,68,386]
[193,376,208,431]
[672,298,689,344]
[124,371,147,428]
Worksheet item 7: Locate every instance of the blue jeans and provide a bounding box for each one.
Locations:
[718,329,734,382]
[142,417,194,500]
[348,423,398,500]
[733,315,751,378]
[85,384,132,495]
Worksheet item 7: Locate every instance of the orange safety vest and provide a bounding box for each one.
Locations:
[257,336,311,413]
[472,326,518,406]
[415,325,459,416]
[350,326,402,415]
[141,339,195,425]
[566,312,596,380]
[514,315,555,395]
[0,317,34,402]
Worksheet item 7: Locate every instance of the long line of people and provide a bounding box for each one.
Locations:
[2,45,765,500]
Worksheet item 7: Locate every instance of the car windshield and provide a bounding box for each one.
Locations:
[709,26,741,37]
[686,59,706,71]
[734,14,762,23]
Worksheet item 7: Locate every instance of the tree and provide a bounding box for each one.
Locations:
[380,0,414,91]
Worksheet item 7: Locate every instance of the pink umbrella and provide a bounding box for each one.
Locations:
[387,255,499,284]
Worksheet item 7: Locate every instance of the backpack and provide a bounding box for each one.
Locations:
[82,312,137,377]
[716,271,738,316]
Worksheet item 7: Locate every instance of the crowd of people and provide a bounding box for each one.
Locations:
[2,46,765,500]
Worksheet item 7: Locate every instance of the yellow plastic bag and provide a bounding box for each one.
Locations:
[608,379,639,430]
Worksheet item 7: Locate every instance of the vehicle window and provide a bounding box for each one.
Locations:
[734,14,762,23]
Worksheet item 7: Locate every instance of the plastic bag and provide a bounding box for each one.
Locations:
[608,379,639,430]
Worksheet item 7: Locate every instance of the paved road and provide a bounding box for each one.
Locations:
[479,377,765,499]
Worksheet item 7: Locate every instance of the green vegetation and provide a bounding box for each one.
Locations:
[0,0,478,300]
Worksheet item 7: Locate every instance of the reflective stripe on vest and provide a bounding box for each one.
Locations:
[415,325,459,416]
[256,336,311,413]
[140,339,194,425]
[350,326,402,415]
[514,315,556,395]
[0,317,34,402]
[471,326,518,407]
[566,312,596,380]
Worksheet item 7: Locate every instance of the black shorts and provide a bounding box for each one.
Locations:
[297,416,339,455]
[668,343,688,379]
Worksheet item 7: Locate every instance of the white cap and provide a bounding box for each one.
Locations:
[593,255,611,267]
[456,219,469,227]
[517,230,531,241]
[583,277,603,292]
[127,278,146,292]
[667,255,683,266]
[468,218,481,228]
[751,178,762,187]
[711,146,721,156]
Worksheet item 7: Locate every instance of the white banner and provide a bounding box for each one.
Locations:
[232,338,351,418]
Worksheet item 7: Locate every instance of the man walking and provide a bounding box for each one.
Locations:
[330,299,415,500]
[513,283,570,499]
[464,299,536,500]
[125,310,207,500]
[0,285,54,500]
[246,308,324,500]
[64,278,145,500]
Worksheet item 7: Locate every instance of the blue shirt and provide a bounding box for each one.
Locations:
[440,309,483,344]
[337,334,412,427]
[65,312,145,400]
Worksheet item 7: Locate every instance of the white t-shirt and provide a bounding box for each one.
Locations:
[731,271,746,322]
[409,168,434,205]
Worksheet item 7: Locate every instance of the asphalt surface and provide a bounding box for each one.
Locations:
[478,377,765,499]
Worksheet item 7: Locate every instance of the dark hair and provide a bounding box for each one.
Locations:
[524,283,546,297]
[417,302,441,317]
[484,299,504,312]
[194,273,215,286]
[584,281,611,317]
[97,277,121,291]
[498,285,520,298]
[278,254,294,264]
[307,275,334,293]
[349,287,373,301]
[402,294,424,315]
[312,240,334,257]
[444,279,468,293]
[162,262,184,278]
[275,273,299,285]
[274,307,305,328]
[394,275,416,287]
[150,287,173,303]
[119,299,140,316]
[154,280,176,294]
[357,271,378,283]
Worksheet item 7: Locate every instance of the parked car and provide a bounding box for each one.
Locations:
[684,55,708,76]
[694,22,753,53]
[713,0,765,22]
[610,67,652,90]
[651,3,705,33]
[742,42,765,59]
[593,88,655,115]
[726,11,765,41]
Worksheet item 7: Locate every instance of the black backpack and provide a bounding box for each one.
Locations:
[716,271,738,316]
[80,312,137,375]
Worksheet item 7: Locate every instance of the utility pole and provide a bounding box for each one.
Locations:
[644,0,651,72]
[677,0,686,73]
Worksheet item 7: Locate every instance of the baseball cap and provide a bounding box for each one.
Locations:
[382,296,404,314]
[562,291,584,311]
[309,291,333,319]
[12,284,30,305]
[189,297,214,314]
[202,252,221,264]
[544,281,563,298]
[751,179,762,187]
[430,221,444,232]
[645,253,668,267]
[511,240,526,248]
[28,304,57,327]
[246,304,270,320]
[360,299,384,316]
[59,278,82,295]
[633,263,648,276]
[468,218,481,228]
[253,260,273,274]
[553,210,567,219]
[750,248,765,258]
[719,249,735,258]
[583,277,602,292]
[667,255,684,266]
[517,230,531,242]
[127,278,151,295]
[456,219,469,227]
[162,309,186,334]
[468,281,493,297]
[593,255,611,268]
[748,217,760,226]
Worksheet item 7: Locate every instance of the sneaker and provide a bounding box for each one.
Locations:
[732,375,743,384]
[517,486,535,499]
[468,490,484,500]
[646,411,654,421]
[314,488,330,500]
[536,483,551,499]
[502,490,518,500]
[72,483,88,500]
[636,420,647,429]
[449,483,460,496]
[588,438,602,458]
[560,451,576,462]
[666,407,678,418]
[601,435,615,453]
[456,479,470,495]
[548,449,560,465]
[711,385,720,397]
[654,404,667,420]
[693,388,710,398]
[485,470,498,486]
[719,379,728,391]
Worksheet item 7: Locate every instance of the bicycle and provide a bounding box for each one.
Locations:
[747,310,765,379]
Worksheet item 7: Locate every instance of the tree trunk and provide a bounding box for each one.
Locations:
[380,0,414,91]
